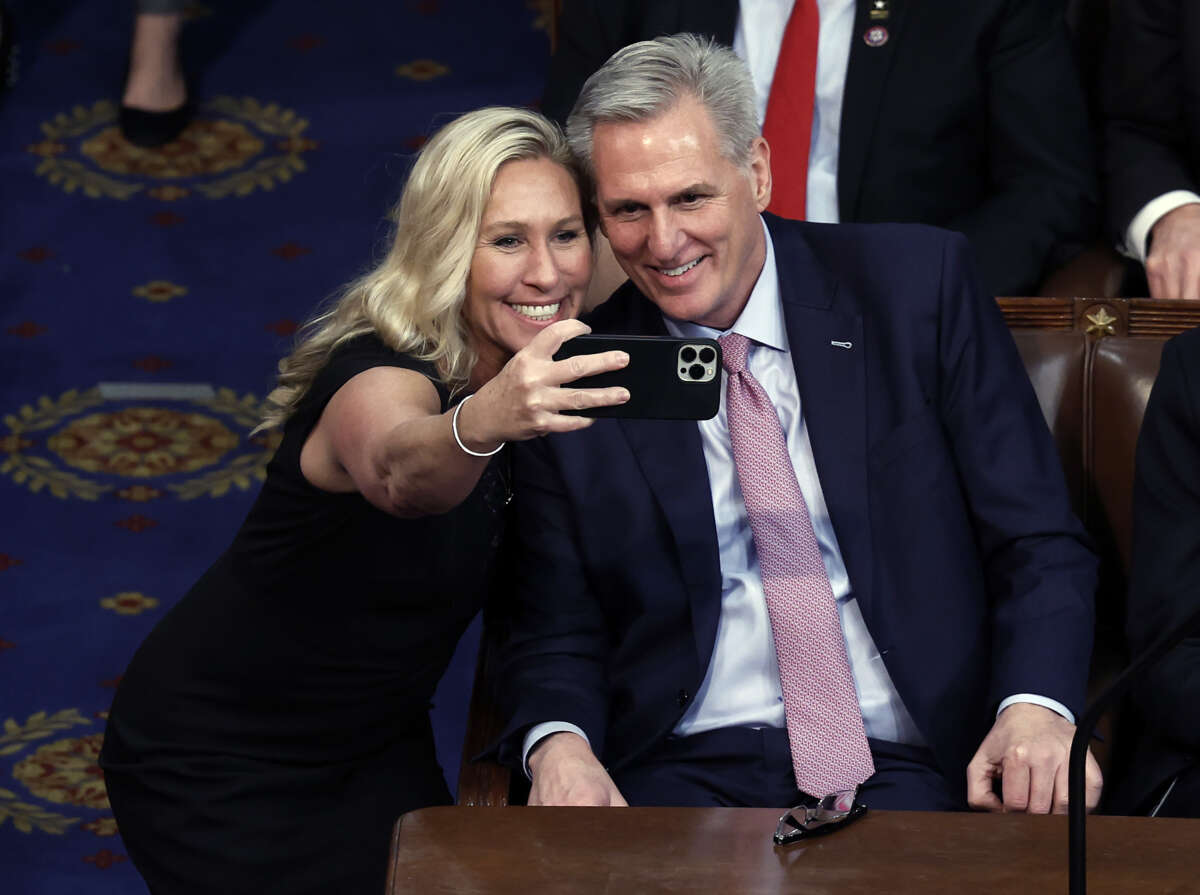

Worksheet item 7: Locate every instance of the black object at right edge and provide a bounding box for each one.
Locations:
[1068,602,1200,894]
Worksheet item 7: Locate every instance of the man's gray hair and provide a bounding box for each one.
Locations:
[565,33,759,178]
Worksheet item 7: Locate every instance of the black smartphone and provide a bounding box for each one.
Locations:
[552,334,723,420]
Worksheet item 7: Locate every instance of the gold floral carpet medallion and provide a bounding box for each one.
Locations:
[1,387,283,500]
[26,96,318,200]
[0,710,103,835]
[81,120,265,179]
[49,408,239,478]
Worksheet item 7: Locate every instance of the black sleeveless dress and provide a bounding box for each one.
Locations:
[100,334,507,894]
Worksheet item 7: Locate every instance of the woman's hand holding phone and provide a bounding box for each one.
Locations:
[460,320,631,447]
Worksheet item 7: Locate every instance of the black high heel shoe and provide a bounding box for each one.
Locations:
[119,15,192,149]
[119,100,193,148]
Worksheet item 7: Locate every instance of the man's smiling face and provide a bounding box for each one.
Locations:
[591,94,771,331]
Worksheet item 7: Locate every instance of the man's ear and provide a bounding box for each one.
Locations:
[750,136,772,212]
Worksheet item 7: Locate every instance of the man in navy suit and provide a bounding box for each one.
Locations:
[495,34,1102,812]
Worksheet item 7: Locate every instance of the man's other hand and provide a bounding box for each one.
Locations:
[1147,203,1200,299]
[527,731,628,806]
[965,703,1102,814]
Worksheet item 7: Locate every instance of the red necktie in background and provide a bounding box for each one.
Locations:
[762,0,819,220]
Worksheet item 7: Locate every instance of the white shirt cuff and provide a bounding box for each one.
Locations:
[521,721,591,780]
[1124,190,1200,261]
[997,693,1075,726]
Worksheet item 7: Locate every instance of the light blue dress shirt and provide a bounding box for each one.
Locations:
[733,0,856,224]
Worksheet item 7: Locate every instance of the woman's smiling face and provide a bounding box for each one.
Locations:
[463,157,592,369]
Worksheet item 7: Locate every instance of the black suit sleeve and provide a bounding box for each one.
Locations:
[540,0,736,124]
[1103,0,1196,245]
[490,434,612,767]
[1127,329,1200,751]
[934,232,1096,714]
[941,0,1098,295]
[542,0,637,124]
[544,0,667,123]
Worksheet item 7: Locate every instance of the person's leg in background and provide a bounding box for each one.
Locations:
[121,0,190,147]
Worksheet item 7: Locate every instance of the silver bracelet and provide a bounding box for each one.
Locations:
[451,393,504,457]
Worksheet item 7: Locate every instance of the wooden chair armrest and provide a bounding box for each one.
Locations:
[456,624,512,807]
[457,754,512,808]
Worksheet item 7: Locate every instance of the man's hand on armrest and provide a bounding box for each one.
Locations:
[527,731,628,807]
[1147,203,1200,299]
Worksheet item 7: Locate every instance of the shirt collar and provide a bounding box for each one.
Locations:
[662,216,786,351]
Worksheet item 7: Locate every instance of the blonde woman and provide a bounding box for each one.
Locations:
[100,107,628,895]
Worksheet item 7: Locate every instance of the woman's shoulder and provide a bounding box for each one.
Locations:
[329,331,436,373]
[286,333,447,430]
[318,332,447,399]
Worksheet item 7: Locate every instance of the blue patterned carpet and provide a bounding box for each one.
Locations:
[0,2,550,890]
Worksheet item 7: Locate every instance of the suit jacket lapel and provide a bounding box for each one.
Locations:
[617,416,723,664]
[838,0,911,221]
[596,292,724,669]
[768,217,875,620]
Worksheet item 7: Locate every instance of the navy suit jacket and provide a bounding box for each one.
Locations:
[495,216,1097,797]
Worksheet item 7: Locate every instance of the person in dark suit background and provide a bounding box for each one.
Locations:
[1105,0,1200,300]
[542,0,1097,299]
[1112,327,1200,816]
[496,34,1102,814]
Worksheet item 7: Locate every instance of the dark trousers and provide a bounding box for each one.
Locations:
[613,726,963,811]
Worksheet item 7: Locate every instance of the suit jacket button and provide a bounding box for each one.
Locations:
[677,689,689,707]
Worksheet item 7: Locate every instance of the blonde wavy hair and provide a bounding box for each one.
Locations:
[258,106,588,431]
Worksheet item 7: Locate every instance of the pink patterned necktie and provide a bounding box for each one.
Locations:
[719,332,874,796]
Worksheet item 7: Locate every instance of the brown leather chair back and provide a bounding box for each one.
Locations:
[1089,338,1167,575]
[1000,297,1200,583]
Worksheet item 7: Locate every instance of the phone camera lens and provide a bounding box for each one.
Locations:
[698,347,715,364]
[688,364,705,380]
[680,346,697,363]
